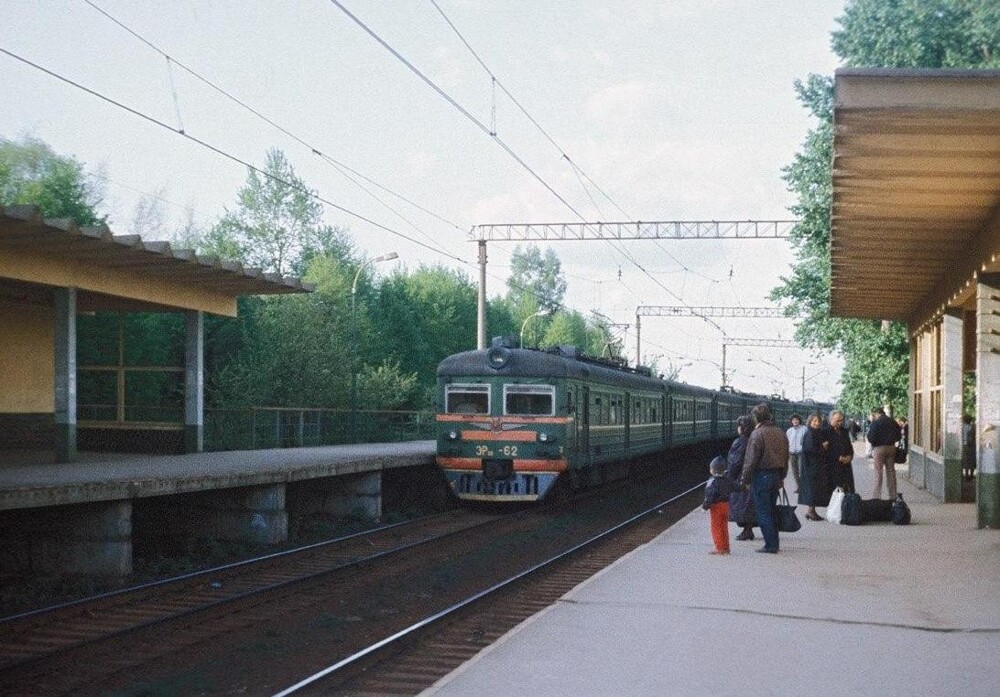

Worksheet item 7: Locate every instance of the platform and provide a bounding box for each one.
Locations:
[424,453,1000,696]
[0,441,436,511]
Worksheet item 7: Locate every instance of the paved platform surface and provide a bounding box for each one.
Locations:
[424,454,1000,696]
[0,441,435,510]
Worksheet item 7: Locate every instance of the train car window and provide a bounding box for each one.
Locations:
[504,384,555,416]
[445,383,490,414]
[566,390,575,415]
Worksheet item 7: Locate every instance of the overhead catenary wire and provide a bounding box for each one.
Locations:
[419,0,726,334]
[0,46,469,266]
[81,0,467,254]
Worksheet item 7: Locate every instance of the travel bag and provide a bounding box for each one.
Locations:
[860,498,895,523]
[840,490,863,526]
[892,493,911,525]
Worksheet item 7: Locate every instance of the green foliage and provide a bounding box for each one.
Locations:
[358,360,419,409]
[371,265,479,403]
[0,134,103,225]
[833,0,1000,68]
[774,0,997,414]
[506,244,567,312]
[201,148,350,276]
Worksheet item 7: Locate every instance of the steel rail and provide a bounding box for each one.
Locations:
[272,480,704,696]
[1,510,508,677]
[0,511,455,625]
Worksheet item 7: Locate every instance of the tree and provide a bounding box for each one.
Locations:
[0,134,103,225]
[202,148,350,276]
[372,265,479,403]
[506,245,567,313]
[772,0,1000,414]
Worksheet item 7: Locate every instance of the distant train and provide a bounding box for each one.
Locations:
[435,339,832,502]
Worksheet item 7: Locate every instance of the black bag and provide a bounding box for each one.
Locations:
[894,446,908,464]
[841,491,863,526]
[861,498,895,523]
[776,489,801,533]
[728,489,756,527]
[892,494,911,525]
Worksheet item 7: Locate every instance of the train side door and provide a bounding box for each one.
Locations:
[581,386,591,466]
[663,392,670,445]
[624,391,631,454]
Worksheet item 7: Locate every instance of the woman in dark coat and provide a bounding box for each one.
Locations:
[825,409,856,495]
[726,415,755,541]
[798,413,829,520]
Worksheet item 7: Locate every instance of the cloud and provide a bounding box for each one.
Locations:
[585,80,656,123]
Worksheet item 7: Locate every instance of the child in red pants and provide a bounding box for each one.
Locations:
[702,455,735,555]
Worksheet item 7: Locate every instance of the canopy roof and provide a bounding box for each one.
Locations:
[0,205,311,316]
[830,69,1000,332]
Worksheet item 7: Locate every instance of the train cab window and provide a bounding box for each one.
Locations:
[445,384,490,414]
[504,384,555,416]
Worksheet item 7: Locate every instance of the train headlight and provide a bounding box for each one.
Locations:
[487,345,511,369]
[446,430,460,440]
[538,432,549,442]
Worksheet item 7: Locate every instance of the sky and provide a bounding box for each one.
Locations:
[0,0,848,403]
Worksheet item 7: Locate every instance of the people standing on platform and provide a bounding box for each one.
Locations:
[726,415,755,541]
[785,414,806,493]
[867,407,902,499]
[798,412,829,520]
[896,416,909,464]
[962,415,976,480]
[740,403,789,554]
[826,409,856,495]
[702,455,734,555]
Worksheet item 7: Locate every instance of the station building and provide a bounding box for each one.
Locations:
[831,68,1000,527]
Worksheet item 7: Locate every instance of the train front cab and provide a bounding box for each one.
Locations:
[436,380,569,502]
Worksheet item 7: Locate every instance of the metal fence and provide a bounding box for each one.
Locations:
[203,407,438,451]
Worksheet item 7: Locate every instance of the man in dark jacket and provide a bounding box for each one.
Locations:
[740,403,789,553]
[867,407,902,499]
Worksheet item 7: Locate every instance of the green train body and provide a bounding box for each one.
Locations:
[436,342,830,502]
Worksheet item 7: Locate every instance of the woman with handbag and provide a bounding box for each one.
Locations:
[798,413,829,521]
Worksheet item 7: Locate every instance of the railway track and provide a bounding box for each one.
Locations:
[0,455,708,695]
[274,479,704,696]
[0,510,503,689]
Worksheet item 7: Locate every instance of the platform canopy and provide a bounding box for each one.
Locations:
[830,69,1000,333]
[0,205,311,316]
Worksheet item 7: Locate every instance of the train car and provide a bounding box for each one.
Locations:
[435,339,830,503]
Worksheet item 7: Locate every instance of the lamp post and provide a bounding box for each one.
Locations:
[519,308,552,348]
[351,251,398,443]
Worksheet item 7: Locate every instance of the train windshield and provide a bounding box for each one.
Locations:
[504,384,555,416]
[445,383,490,414]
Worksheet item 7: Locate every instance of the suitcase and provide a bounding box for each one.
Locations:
[861,498,894,523]
[841,491,863,525]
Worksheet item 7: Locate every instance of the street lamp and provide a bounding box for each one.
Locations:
[519,308,552,348]
[351,251,398,443]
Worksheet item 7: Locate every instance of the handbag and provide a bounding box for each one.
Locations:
[776,489,801,533]
[777,493,801,532]
[894,446,908,464]
[826,487,845,524]
[892,493,911,525]
[728,488,756,527]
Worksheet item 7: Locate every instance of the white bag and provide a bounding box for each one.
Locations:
[826,487,845,524]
